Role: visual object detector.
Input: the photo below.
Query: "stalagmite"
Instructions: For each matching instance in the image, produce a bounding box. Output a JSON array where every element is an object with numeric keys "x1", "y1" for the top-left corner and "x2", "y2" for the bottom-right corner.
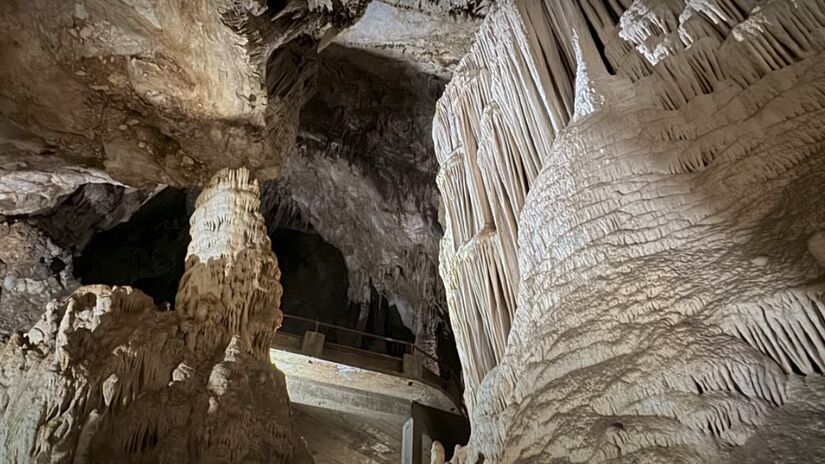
[
  {"x1": 0, "y1": 168, "x2": 304, "y2": 463},
  {"x1": 431, "y1": 441, "x2": 446, "y2": 464},
  {"x1": 176, "y1": 168, "x2": 284, "y2": 358},
  {"x1": 439, "y1": 0, "x2": 825, "y2": 461}
]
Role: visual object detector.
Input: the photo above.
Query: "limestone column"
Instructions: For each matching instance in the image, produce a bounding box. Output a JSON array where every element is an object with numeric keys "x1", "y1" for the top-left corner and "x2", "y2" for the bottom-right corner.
[
  {"x1": 176, "y1": 167, "x2": 284, "y2": 358},
  {"x1": 0, "y1": 167, "x2": 303, "y2": 463}
]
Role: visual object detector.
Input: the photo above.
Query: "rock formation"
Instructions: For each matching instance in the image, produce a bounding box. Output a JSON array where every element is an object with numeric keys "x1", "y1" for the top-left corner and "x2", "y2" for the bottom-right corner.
[
  {"x1": 5, "y1": 0, "x2": 825, "y2": 461},
  {"x1": 0, "y1": 183, "x2": 156, "y2": 338},
  {"x1": 0, "y1": 168, "x2": 304, "y2": 463},
  {"x1": 0, "y1": 0, "x2": 472, "y2": 386},
  {"x1": 0, "y1": 0, "x2": 370, "y2": 342},
  {"x1": 0, "y1": 222, "x2": 75, "y2": 338},
  {"x1": 0, "y1": 0, "x2": 368, "y2": 188},
  {"x1": 434, "y1": 0, "x2": 561, "y2": 409},
  {"x1": 176, "y1": 168, "x2": 284, "y2": 358},
  {"x1": 336, "y1": 0, "x2": 481, "y2": 78},
  {"x1": 437, "y1": 0, "x2": 825, "y2": 461}
]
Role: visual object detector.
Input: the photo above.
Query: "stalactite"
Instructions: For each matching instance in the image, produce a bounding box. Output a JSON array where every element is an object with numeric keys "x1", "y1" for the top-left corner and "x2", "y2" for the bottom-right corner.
[
  {"x1": 456, "y1": 228, "x2": 515, "y2": 360},
  {"x1": 433, "y1": 0, "x2": 591, "y2": 409},
  {"x1": 715, "y1": 289, "x2": 825, "y2": 376}
]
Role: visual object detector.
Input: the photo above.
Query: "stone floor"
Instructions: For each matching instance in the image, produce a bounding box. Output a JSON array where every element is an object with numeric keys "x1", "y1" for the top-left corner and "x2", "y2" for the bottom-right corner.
[{"x1": 293, "y1": 404, "x2": 406, "y2": 464}]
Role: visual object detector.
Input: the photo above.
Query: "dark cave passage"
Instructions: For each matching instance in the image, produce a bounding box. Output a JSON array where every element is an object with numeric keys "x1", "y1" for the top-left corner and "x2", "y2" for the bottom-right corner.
[
  {"x1": 271, "y1": 228, "x2": 350, "y2": 326},
  {"x1": 73, "y1": 187, "x2": 189, "y2": 307},
  {"x1": 270, "y1": 228, "x2": 417, "y2": 355}
]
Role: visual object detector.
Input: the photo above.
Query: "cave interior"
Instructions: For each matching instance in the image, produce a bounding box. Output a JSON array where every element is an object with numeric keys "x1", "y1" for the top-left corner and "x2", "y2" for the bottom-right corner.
[{"x1": 2, "y1": 0, "x2": 825, "y2": 463}]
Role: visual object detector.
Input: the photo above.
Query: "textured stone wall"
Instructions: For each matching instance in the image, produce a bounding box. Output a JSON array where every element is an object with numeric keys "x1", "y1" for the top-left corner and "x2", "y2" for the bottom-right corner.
[
  {"x1": 0, "y1": 0, "x2": 368, "y2": 190},
  {"x1": 269, "y1": 45, "x2": 450, "y2": 368},
  {"x1": 0, "y1": 184, "x2": 153, "y2": 338},
  {"x1": 0, "y1": 222, "x2": 74, "y2": 337}
]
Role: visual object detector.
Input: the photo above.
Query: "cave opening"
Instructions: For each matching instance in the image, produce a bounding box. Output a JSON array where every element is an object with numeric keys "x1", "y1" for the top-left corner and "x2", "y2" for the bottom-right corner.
[
  {"x1": 73, "y1": 187, "x2": 190, "y2": 307},
  {"x1": 266, "y1": 0, "x2": 287, "y2": 14},
  {"x1": 270, "y1": 227, "x2": 349, "y2": 326}
]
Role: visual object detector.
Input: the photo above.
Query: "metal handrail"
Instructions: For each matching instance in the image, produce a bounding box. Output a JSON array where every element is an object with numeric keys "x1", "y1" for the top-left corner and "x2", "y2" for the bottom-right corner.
[
  {"x1": 280, "y1": 313, "x2": 460, "y2": 380},
  {"x1": 283, "y1": 313, "x2": 415, "y2": 348}
]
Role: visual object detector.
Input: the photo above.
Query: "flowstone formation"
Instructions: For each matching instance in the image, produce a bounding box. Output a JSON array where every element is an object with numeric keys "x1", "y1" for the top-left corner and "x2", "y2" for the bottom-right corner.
[
  {"x1": 436, "y1": 0, "x2": 825, "y2": 462},
  {"x1": 0, "y1": 168, "x2": 304, "y2": 463}
]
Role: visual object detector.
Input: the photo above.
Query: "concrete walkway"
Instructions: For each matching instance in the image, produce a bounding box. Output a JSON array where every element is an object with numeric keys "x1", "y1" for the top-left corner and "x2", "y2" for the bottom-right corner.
[
  {"x1": 270, "y1": 331, "x2": 462, "y2": 417},
  {"x1": 270, "y1": 331, "x2": 465, "y2": 464}
]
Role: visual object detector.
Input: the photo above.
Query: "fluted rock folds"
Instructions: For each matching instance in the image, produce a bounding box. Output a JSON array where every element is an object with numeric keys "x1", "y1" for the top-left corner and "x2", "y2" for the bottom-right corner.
[{"x1": 437, "y1": 0, "x2": 825, "y2": 462}]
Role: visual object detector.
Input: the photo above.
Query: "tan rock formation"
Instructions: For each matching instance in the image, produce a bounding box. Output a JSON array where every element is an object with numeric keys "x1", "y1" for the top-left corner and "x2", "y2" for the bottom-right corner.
[
  {"x1": 438, "y1": 0, "x2": 825, "y2": 461},
  {"x1": 0, "y1": 0, "x2": 366, "y2": 188},
  {"x1": 177, "y1": 167, "x2": 284, "y2": 358},
  {"x1": 0, "y1": 168, "x2": 302, "y2": 463}
]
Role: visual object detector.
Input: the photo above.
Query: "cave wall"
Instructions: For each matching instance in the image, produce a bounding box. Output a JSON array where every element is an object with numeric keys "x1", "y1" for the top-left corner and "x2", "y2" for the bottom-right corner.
[
  {"x1": 437, "y1": 0, "x2": 825, "y2": 462},
  {"x1": 269, "y1": 44, "x2": 450, "y2": 364},
  {"x1": 0, "y1": 222, "x2": 73, "y2": 337},
  {"x1": 0, "y1": 183, "x2": 154, "y2": 337}
]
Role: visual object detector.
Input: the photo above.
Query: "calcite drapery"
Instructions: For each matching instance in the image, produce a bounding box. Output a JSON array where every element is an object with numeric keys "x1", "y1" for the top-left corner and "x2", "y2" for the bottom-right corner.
[
  {"x1": 433, "y1": 0, "x2": 579, "y2": 411},
  {"x1": 0, "y1": 168, "x2": 303, "y2": 463},
  {"x1": 439, "y1": 0, "x2": 825, "y2": 462}
]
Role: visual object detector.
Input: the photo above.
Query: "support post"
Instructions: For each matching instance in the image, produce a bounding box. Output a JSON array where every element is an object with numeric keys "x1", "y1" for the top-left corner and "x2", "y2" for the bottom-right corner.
[
  {"x1": 401, "y1": 417, "x2": 420, "y2": 464},
  {"x1": 403, "y1": 352, "x2": 424, "y2": 380},
  {"x1": 402, "y1": 402, "x2": 470, "y2": 464},
  {"x1": 301, "y1": 331, "x2": 325, "y2": 357}
]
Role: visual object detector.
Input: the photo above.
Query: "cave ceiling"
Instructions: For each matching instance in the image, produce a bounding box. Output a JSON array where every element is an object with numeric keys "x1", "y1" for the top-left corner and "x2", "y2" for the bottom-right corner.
[{"x1": 0, "y1": 0, "x2": 483, "y2": 339}]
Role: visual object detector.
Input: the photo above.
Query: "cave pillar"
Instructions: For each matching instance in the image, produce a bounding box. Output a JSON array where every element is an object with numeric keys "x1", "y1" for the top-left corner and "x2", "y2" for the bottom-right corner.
[
  {"x1": 176, "y1": 167, "x2": 284, "y2": 358},
  {"x1": 0, "y1": 167, "x2": 303, "y2": 463}
]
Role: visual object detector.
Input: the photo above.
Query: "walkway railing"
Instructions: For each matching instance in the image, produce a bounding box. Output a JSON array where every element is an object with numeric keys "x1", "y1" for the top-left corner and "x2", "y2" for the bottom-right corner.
[{"x1": 279, "y1": 313, "x2": 462, "y2": 386}]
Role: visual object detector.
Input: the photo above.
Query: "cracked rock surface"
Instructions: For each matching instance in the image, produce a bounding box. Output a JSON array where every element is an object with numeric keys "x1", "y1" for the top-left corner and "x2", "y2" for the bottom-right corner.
[{"x1": 0, "y1": 222, "x2": 74, "y2": 338}]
